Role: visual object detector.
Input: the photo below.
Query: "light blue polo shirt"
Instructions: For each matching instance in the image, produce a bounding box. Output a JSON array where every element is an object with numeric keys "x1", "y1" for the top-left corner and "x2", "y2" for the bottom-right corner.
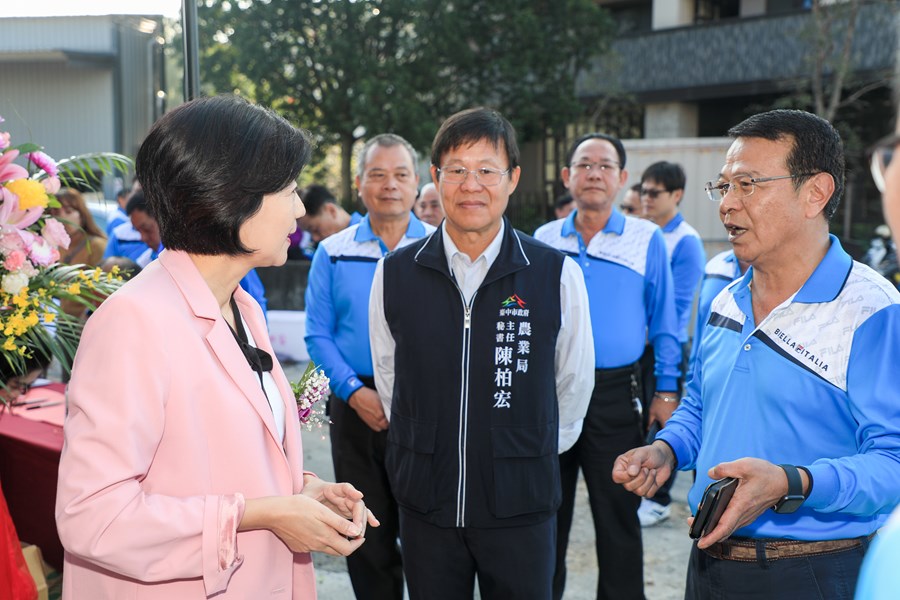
[
  {"x1": 304, "y1": 214, "x2": 433, "y2": 401},
  {"x1": 661, "y1": 235, "x2": 900, "y2": 540},
  {"x1": 535, "y1": 209, "x2": 681, "y2": 391},
  {"x1": 661, "y1": 212, "x2": 705, "y2": 344}
]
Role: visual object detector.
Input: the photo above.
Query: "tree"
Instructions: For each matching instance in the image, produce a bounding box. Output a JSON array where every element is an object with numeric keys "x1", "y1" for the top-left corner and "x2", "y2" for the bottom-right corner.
[
  {"x1": 197, "y1": 0, "x2": 613, "y2": 204},
  {"x1": 199, "y1": 0, "x2": 438, "y2": 204}
]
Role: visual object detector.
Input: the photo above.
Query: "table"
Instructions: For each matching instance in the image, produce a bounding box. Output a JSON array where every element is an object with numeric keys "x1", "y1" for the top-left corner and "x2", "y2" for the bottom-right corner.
[{"x1": 0, "y1": 383, "x2": 66, "y2": 570}]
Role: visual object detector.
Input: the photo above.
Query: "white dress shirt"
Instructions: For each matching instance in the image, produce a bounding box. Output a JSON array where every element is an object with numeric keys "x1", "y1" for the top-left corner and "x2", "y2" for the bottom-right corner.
[{"x1": 369, "y1": 221, "x2": 594, "y2": 453}]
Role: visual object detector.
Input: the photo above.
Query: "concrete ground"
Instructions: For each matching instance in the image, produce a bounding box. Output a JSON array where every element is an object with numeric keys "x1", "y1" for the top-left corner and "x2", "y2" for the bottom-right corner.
[{"x1": 287, "y1": 362, "x2": 694, "y2": 599}]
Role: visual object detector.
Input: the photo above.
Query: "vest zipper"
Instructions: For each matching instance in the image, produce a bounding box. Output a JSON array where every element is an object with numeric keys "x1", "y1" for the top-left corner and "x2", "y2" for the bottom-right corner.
[{"x1": 455, "y1": 287, "x2": 476, "y2": 527}]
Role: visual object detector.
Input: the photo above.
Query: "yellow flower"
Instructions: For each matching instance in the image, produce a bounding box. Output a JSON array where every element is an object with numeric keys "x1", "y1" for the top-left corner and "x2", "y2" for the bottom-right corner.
[
  {"x1": 67, "y1": 282, "x2": 81, "y2": 295},
  {"x1": 25, "y1": 313, "x2": 39, "y2": 327},
  {"x1": 5, "y1": 178, "x2": 49, "y2": 210},
  {"x1": 3, "y1": 338, "x2": 16, "y2": 352},
  {"x1": 44, "y1": 313, "x2": 56, "y2": 323}
]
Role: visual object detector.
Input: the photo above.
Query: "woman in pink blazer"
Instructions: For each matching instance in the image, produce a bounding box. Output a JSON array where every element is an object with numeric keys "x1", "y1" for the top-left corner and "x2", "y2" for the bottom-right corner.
[{"x1": 56, "y1": 95, "x2": 377, "y2": 599}]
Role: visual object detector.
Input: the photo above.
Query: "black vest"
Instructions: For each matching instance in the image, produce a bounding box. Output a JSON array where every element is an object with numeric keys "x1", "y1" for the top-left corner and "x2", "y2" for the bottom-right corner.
[{"x1": 383, "y1": 221, "x2": 564, "y2": 528}]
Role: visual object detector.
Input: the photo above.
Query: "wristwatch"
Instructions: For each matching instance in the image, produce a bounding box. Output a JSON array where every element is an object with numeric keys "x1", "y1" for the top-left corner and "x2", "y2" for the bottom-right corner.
[{"x1": 773, "y1": 464, "x2": 806, "y2": 514}]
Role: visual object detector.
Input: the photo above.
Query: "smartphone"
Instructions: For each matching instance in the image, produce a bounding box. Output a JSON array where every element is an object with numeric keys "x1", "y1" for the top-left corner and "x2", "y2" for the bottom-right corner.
[{"x1": 689, "y1": 477, "x2": 738, "y2": 539}]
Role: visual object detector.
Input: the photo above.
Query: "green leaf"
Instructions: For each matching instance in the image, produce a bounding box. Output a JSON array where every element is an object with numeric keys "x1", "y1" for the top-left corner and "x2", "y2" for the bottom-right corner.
[{"x1": 13, "y1": 142, "x2": 42, "y2": 154}]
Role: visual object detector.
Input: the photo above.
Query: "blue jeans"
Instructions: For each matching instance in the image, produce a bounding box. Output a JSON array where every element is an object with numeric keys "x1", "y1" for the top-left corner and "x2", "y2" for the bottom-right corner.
[{"x1": 685, "y1": 537, "x2": 871, "y2": 600}]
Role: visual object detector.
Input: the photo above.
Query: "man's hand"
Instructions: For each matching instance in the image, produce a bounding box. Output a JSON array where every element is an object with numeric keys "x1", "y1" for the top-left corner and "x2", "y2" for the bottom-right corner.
[
  {"x1": 348, "y1": 387, "x2": 388, "y2": 432},
  {"x1": 612, "y1": 441, "x2": 676, "y2": 498},
  {"x1": 689, "y1": 458, "x2": 805, "y2": 549},
  {"x1": 647, "y1": 392, "x2": 679, "y2": 427}
]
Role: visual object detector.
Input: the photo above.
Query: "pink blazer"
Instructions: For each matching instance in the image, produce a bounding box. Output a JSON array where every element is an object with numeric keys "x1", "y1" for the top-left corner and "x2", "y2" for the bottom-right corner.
[{"x1": 56, "y1": 250, "x2": 317, "y2": 599}]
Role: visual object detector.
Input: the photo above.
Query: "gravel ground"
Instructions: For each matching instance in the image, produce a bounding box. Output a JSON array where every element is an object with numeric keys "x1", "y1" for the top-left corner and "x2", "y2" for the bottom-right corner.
[{"x1": 286, "y1": 362, "x2": 693, "y2": 599}]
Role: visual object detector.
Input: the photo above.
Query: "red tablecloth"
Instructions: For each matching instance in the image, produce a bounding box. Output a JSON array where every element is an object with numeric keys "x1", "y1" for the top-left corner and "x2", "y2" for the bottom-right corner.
[{"x1": 0, "y1": 383, "x2": 66, "y2": 570}]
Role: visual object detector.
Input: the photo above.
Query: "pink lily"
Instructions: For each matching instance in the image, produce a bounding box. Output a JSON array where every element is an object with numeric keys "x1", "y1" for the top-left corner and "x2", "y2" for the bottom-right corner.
[
  {"x1": 0, "y1": 149, "x2": 28, "y2": 183},
  {"x1": 0, "y1": 187, "x2": 44, "y2": 232}
]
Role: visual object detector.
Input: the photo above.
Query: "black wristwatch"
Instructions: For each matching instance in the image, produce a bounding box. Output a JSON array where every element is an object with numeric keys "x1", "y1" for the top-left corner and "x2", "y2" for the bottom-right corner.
[{"x1": 773, "y1": 464, "x2": 806, "y2": 514}]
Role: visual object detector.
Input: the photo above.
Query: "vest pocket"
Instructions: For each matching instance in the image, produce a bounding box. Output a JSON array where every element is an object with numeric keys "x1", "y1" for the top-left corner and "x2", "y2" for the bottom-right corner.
[
  {"x1": 386, "y1": 412, "x2": 437, "y2": 514},
  {"x1": 490, "y1": 422, "x2": 560, "y2": 518}
]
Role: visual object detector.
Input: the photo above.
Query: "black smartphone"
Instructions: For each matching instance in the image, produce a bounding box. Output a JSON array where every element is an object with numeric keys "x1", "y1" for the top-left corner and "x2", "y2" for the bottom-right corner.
[{"x1": 689, "y1": 477, "x2": 738, "y2": 539}]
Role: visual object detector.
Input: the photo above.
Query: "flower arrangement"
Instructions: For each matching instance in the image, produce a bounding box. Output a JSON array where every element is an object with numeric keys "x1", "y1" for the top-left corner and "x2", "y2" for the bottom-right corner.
[
  {"x1": 0, "y1": 116, "x2": 126, "y2": 384},
  {"x1": 291, "y1": 361, "x2": 330, "y2": 431}
]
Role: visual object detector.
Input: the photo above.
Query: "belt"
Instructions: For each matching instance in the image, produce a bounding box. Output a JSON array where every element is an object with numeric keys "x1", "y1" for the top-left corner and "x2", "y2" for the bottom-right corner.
[
  {"x1": 703, "y1": 534, "x2": 874, "y2": 563},
  {"x1": 594, "y1": 362, "x2": 640, "y2": 381}
]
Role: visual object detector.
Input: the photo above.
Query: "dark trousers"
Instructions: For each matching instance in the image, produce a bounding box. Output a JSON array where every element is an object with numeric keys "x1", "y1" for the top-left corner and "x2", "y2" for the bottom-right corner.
[
  {"x1": 329, "y1": 385, "x2": 403, "y2": 600},
  {"x1": 400, "y1": 512, "x2": 556, "y2": 600},
  {"x1": 685, "y1": 538, "x2": 870, "y2": 600},
  {"x1": 554, "y1": 366, "x2": 646, "y2": 600}
]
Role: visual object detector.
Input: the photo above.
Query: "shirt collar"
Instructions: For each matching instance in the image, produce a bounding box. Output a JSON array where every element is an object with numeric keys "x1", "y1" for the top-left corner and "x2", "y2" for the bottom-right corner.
[
  {"x1": 441, "y1": 219, "x2": 505, "y2": 267},
  {"x1": 354, "y1": 213, "x2": 429, "y2": 244},
  {"x1": 561, "y1": 208, "x2": 626, "y2": 238},
  {"x1": 662, "y1": 212, "x2": 684, "y2": 233},
  {"x1": 734, "y1": 234, "x2": 851, "y2": 304}
]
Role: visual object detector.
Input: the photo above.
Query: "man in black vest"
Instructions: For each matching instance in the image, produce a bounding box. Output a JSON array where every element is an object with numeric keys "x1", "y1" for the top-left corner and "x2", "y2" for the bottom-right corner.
[{"x1": 369, "y1": 108, "x2": 595, "y2": 599}]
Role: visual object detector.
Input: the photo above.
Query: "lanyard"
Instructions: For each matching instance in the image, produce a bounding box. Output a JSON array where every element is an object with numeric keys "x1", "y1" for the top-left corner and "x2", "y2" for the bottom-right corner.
[{"x1": 227, "y1": 296, "x2": 273, "y2": 395}]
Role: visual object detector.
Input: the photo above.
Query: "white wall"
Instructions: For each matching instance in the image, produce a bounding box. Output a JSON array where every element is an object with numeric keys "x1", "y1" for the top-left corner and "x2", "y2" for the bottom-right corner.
[
  {"x1": 622, "y1": 137, "x2": 733, "y2": 242},
  {"x1": 0, "y1": 62, "x2": 115, "y2": 160},
  {"x1": 652, "y1": 0, "x2": 695, "y2": 29}
]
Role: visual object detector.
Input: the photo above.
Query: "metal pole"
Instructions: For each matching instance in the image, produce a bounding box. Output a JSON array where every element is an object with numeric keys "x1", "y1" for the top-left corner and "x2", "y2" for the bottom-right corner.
[{"x1": 182, "y1": 0, "x2": 200, "y2": 101}]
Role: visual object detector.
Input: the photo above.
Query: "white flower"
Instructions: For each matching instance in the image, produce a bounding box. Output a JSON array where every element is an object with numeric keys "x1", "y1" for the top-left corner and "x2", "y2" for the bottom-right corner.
[{"x1": 1, "y1": 271, "x2": 29, "y2": 295}]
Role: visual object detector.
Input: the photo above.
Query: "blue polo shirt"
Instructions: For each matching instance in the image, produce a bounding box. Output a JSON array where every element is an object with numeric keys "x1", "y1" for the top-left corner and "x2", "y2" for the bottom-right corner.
[
  {"x1": 661, "y1": 213, "x2": 705, "y2": 344},
  {"x1": 687, "y1": 249, "x2": 743, "y2": 380},
  {"x1": 535, "y1": 209, "x2": 681, "y2": 391},
  {"x1": 855, "y1": 508, "x2": 900, "y2": 598},
  {"x1": 660, "y1": 236, "x2": 900, "y2": 540},
  {"x1": 103, "y1": 221, "x2": 150, "y2": 263},
  {"x1": 304, "y1": 214, "x2": 433, "y2": 401}
]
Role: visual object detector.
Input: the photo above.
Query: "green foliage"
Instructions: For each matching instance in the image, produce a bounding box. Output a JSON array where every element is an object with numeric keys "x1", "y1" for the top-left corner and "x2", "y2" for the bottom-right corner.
[
  {"x1": 197, "y1": 0, "x2": 613, "y2": 198},
  {"x1": 54, "y1": 153, "x2": 134, "y2": 190}
]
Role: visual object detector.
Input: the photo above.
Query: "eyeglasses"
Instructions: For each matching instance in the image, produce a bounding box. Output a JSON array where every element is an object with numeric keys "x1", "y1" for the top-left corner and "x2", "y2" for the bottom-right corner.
[
  {"x1": 569, "y1": 162, "x2": 620, "y2": 176},
  {"x1": 869, "y1": 134, "x2": 899, "y2": 194},
  {"x1": 640, "y1": 187, "x2": 668, "y2": 199},
  {"x1": 437, "y1": 166, "x2": 510, "y2": 186},
  {"x1": 704, "y1": 173, "x2": 818, "y2": 202}
]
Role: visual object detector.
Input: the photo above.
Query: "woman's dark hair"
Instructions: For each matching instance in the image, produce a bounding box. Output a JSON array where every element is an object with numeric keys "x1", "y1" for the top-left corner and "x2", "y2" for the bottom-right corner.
[
  {"x1": 431, "y1": 107, "x2": 519, "y2": 170},
  {"x1": 135, "y1": 95, "x2": 313, "y2": 255}
]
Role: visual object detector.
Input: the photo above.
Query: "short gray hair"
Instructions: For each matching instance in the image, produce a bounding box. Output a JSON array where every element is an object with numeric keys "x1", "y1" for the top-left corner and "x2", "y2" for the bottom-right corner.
[{"x1": 356, "y1": 133, "x2": 418, "y2": 178}]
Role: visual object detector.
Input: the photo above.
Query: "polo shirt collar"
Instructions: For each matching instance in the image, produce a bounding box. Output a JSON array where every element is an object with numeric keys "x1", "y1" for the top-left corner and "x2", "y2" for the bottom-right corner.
[
  {"x1": 734, "y1": 234, "x2": 851, "y2": 304},
  {"x1": 355, "y1": 213, "x2": 429, "y2": 243},
  {"x1": 561, "y1": 208, "x2": 625, "y2": 237},
  {"x1": 662, "y1": 212, "x2": 684, "y2": 233}
]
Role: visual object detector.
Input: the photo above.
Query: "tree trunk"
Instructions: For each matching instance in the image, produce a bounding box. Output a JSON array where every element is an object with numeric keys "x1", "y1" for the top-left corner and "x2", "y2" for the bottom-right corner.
[{"x1": 340, "y1": 133, "x2": 355, "y2": 210}]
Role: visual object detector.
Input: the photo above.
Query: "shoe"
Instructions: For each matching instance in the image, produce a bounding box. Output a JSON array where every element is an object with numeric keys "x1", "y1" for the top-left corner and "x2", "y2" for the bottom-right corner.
[{"x1": 638, "y1": 498, "x2": 671, "y2": 527}]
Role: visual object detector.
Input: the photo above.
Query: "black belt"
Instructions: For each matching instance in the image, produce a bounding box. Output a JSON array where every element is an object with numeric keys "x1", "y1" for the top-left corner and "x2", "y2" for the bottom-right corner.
[{"x1": 594, "y1": 362, "x2": 640, "y2": 382}]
